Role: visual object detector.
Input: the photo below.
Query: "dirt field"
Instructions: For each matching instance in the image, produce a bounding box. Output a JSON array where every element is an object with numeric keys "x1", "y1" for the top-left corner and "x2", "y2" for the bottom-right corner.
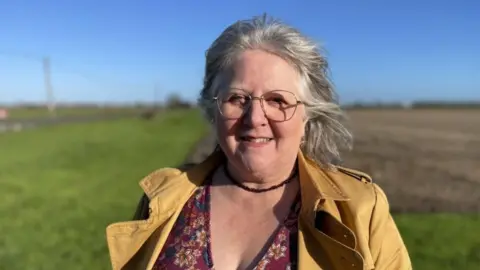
[
  {"x1": 341, "y1": 109, "x2": 479, "y2": 213},
  {"x1": 185, "y1": 109, "x2": 480, "y2": 213}
]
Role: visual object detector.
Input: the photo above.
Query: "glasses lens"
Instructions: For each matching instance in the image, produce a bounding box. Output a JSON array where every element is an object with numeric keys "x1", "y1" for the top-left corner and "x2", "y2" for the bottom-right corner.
[
  {"x1": 262, "y1": 90, "x2": 298, "y2": 121},
  {"x1": 216, "y1": 89, "x2": 299, "y2": 121},
  {"x1": 217, "y1": 89, "x2": 250, "y2": 119}
]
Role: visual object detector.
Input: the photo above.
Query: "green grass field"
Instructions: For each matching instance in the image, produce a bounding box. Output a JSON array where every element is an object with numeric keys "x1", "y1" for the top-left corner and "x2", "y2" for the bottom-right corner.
[
  {"x1": 5, "y1": 106, "x2": 143, "y2": 119},
  {"x1": 396, "y1": 214, "x2": 480, "y2": 269},
  {"x1": 0, "y1": 109, "x2": 208, "y2": 270},
  {"x1": 0, "y1": 109, "x2": 478, "y2": 269}
]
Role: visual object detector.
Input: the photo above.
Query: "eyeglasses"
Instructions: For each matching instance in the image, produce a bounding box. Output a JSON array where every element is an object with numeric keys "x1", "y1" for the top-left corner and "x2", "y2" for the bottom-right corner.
[{"x1": 213, "y1": 88, "x2": 304, "y2": 122}]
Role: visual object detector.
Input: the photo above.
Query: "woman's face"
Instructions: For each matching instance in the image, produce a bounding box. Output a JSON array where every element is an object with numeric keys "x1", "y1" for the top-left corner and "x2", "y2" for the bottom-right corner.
[{"x1": 214, "y1": 49, "x2": 306, "y2": 176}]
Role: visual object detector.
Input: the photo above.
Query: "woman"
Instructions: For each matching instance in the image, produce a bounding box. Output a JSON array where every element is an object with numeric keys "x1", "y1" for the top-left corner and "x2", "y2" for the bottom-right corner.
[{"x1": 106, "y1": 15, "x2": 411, "y2": 270}]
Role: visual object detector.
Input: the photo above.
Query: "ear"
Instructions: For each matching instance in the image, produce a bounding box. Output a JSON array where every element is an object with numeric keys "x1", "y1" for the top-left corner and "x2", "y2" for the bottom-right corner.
[
  {"x1": 302, "y1": 115, "x2": 309, "y2": 131},
  {"x1": 301, "y1": 105, "x2": 309, "y2": 124},
  {"x1": 211, "y1": 109, "x2": 220, "y2": 125},
  {"x1": 303, "y1": 117, "x2": 308, "y2": 126}
]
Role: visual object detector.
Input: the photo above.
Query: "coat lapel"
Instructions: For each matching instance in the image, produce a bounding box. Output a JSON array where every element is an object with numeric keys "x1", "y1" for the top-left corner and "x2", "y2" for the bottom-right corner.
[
  {"x1": 297, "y1": 151, "x2": 367, "y2": 270},
  {"x1": 105, "y1": 195, "x2": 176, "y2": 270}
]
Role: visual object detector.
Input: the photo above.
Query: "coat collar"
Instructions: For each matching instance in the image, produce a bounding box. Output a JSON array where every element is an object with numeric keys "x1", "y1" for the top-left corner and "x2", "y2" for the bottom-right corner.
[
  {"x1": 296, "y1": 149, "x2": 350, "y2": 202},
  {"x1": 140, "y1": 149, "x2": 350, "y2": 204}
]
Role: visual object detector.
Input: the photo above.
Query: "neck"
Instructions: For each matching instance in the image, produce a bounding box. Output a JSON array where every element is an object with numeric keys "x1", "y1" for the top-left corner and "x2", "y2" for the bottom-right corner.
[
  {"x1": 210, "y1": 163, "x2": 300, "y2": 221},
  {"x1": 224, "y1": 161, "x2": 298, "y2": 191},
  {"x1": 211, "y1": 163, "x2": 300, "y2": 209}
]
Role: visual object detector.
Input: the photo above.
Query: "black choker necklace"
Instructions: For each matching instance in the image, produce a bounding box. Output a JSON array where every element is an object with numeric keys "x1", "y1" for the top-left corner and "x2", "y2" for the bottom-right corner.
[{"x1": 223, "y1": 165, "x2": 298, "y2": 193}]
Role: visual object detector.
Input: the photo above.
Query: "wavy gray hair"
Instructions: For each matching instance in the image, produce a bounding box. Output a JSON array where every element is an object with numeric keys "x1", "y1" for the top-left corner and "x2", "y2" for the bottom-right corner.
[{"x1": 198, "y1": 14, "x2": 353, "y2": 167}]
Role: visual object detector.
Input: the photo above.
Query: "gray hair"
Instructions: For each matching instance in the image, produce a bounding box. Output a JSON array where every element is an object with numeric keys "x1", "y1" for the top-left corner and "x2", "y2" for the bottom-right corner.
[{"x1": 198, "y1": 14, "x2": 353, "y2": 167}]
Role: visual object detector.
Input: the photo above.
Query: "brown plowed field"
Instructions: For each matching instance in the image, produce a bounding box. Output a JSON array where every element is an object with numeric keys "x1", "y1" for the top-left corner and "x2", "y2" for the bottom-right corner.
[
  {"x1": 185, "y1": 109, "x2": 480, "y2": 213},
  {"x1": 342, "y1": 109, "x2": 480, "y2": 213}
]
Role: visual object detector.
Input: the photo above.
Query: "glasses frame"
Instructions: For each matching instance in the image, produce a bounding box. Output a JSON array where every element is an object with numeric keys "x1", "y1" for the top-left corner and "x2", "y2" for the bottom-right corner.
[{"x1": 212, "y1": 89, "x2": 304, "y2": 122}]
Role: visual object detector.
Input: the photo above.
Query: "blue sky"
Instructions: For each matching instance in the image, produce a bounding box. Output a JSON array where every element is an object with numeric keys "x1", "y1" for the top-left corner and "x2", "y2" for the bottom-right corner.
[{"x1": 1, "y1": 0, "x2": 479, "y2": 104}]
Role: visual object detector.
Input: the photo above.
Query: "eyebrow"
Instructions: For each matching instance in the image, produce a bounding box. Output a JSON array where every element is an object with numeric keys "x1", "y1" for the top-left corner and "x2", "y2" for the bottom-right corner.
[{"x1": 228, "y1": 87, "x2": 295, "y2": 93}]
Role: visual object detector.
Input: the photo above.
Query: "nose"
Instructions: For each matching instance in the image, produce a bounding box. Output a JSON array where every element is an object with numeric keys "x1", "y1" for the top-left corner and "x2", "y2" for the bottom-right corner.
[{"x1": 242, "y1": 98, "x2": 267, "y2": 127}]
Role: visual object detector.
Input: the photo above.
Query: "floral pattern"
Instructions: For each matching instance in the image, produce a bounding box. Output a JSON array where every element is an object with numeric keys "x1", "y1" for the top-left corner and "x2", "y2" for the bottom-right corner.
[{"x1": 153, "y1": 182, "x2": 301, "y2": 270}]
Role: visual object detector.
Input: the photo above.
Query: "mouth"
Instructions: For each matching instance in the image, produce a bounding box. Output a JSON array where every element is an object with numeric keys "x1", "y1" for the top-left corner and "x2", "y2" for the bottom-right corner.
[{"x1": 239, "y1": 136, "x2": 274, "y2": 143}]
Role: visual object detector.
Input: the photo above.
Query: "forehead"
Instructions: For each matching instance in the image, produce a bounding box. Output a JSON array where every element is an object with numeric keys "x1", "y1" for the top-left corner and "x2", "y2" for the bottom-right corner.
[{"x1": 227, "y1": 49, "x2": 301, "y2": 95}]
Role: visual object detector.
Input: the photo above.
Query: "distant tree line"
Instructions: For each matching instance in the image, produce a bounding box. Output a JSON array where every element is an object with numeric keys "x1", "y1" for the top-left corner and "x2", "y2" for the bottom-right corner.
[
  {"x1": 343, "y1": 101, "x2": 480, "y2": 110},
  {"x1": 409, "y1": 101, "x2": 480, "y2": 109},
  {"x1": 342, "y1": 102, "x2": 407, "y2": 110},
  {"x1": 164, "y1": 93, "x2": 193, "y2": 109},
  {"x1": 3, "y1": 96, "x2": 478, "y2": 111}
]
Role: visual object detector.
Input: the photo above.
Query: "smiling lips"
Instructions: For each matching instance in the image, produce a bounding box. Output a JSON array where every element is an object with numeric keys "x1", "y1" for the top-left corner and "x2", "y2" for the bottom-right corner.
[{"x1": 239, "y1": 136, "x2": 274, "y2": 146}]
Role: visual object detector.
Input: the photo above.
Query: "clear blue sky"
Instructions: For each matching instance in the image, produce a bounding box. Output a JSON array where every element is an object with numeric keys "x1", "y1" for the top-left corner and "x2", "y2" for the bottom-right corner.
[{"x1": 1, "y1": 0, "x2": 479, "y2": 104}]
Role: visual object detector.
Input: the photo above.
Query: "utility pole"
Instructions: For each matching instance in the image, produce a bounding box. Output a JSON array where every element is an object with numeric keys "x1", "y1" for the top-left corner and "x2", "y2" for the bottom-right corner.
[
  {"x1": 154, "y1": 83, "x2": 160, "y2": 111},
  {"x1": 43, "y1": 56, "x2": 56, "y2": 117}
]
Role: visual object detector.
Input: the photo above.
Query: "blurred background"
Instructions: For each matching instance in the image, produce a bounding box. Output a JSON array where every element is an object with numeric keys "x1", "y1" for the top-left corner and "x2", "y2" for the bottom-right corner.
[{"x1": 1, "y1": 0, "x2": 479, "y2": 269}]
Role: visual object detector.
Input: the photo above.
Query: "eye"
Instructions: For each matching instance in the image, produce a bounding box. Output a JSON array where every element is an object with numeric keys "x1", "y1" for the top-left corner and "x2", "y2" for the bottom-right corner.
[
  {"x1": 271, "y1": 97, "x2": 287, "y2": 104},
  {"x1": 226, "y1": 93, "x2": 249, "y2": 105},
  {"x1": 265, "y1": 96, "x2": 288, "y2": 107}
]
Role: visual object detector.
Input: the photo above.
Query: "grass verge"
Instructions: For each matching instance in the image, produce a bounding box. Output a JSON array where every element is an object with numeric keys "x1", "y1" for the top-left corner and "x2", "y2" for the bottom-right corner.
[
  {"x1": 5, "y1": 107, "x2": 142, "y2": 119},
  {"x1": 0, "y1": 109, "x2": 208, "y2": 270},
  {"x1": 395, "y1": 214, "x2": 480, "y2": 270}
]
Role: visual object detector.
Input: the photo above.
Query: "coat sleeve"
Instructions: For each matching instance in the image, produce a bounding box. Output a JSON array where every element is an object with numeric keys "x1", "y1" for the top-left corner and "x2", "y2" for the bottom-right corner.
[{"x1": 369, "y1": 183, "x2": 412, "y2": 270}]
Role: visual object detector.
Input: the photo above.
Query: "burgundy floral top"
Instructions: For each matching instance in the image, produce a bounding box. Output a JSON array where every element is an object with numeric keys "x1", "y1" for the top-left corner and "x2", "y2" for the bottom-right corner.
[{"x1": 153, "y1": 180, "x2": 301, "y2": 270}]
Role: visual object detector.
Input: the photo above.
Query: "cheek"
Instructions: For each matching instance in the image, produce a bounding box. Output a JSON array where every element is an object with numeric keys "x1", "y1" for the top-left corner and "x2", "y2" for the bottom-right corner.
[
  {"x1": 215, "y1": 117, "x2": 237, "y2": 140},
  {"x1": 272, "y1": 119, "x2": 304, "y2": 140}
]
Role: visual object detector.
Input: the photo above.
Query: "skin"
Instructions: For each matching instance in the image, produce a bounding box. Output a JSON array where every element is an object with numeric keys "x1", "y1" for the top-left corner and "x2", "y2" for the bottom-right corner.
[{"x1": 210, "y1": 49, "x2": 307, "y2": 270}]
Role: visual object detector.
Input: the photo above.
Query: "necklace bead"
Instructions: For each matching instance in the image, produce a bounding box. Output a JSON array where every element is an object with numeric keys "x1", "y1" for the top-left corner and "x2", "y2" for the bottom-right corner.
[{"x1": 223, "y1": 164, "x2": 298, "y2": 193}]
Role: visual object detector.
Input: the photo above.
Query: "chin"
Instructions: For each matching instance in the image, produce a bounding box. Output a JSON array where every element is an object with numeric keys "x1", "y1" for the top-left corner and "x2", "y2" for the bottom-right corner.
[{"x1": 234, "y1": 151, "x2": 273, "y2": 173}]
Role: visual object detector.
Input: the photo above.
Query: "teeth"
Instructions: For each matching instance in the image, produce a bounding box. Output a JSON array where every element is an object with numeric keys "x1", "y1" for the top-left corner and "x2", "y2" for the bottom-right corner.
[{"x1": 244, "y1": 137, "x2": 271, "y2": 143}]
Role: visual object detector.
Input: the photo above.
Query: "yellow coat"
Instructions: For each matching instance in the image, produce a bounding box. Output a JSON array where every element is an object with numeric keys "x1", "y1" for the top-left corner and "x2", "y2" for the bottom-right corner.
[{"x1": 106, "y1": 150, "x2": 412, "y2": 270}]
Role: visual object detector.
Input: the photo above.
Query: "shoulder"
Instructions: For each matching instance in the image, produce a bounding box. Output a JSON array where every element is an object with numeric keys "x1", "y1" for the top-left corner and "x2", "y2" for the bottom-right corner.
[
  {"x1": 324, "y1": 165, "x2": 389, "y2": 212},
  {"x1": 327, "y1": 164, "x2": 377, "y2": 198},
  {"x1": 326, "y1": 164, "x2": 395, "y2": 228},
  {"x1": 334, "y1": 165, "x2": 373, "y2": 185}
]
